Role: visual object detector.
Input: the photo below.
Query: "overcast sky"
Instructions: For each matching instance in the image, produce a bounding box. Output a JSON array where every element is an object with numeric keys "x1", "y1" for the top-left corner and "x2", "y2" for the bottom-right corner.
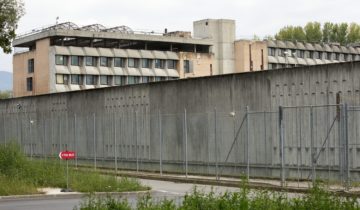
[{"x1": 1, "y1": 0, "x2": 360, "y2": 72}]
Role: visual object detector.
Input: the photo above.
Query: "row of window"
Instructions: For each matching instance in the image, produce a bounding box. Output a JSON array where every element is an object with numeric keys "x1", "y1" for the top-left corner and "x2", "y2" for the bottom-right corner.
[
  {"x1": 268, "y1": 63, "x2": 306, "y2": 70},
  {"x1": 55, "y1": 55, "x2": 178, "y2": 70},
  {"x1": 56, "y1": 74, "x2": 178, "y2": 86},
  {"x1": 268, "y1": 48, "x2": 360, "y2": 61}
]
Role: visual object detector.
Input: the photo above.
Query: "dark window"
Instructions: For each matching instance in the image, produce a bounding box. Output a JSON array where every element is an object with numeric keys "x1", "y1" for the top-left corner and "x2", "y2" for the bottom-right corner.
[
  {"x1": 128, "y1": 58, "x2": 139, "y2": 68},
  {"x1": 184, "y1": 60, "x2": 191, "y2": 73},
  {"x1": 55, "y1": 55, "x2": 68, "y2": 65},
  {"x1": 335, "y1": 53, "x2": 340, "y2": 60},
  {"x1": 268, "y1": 48, "x2": 275, "y2": 56},
  {"x1": 26, "y1": 77, "x2": 33, "y2": 91},
  {"x1": 100, "y1": 57, "x2": 111, "y2": 67},
  {"x1": 28, "y1": 59, "x2": 34, "y2": 73},
  {"x1": 85, "y1": 56, "x2": 96, "y2": 66},
  {"x1": 114, "y1": 58, "x2": 126, "y2": 67},
  {"x1": 155, "y1": 77, "x2": 161, "y2": 82},
  {"x1": 278, "y1": 48, "x2": 285, "y2": 56},
  {"x1": 167, "y1": 60, "x2": 177, "y2": 69},
  {"x1": 327, "y1": 52, "x2": 332, "y2": 60},
  {"x1": 155, "y1": 59, "x2": 166, "y2": 69},
  {"x1": 100, "y1": 75, "x2": 110, "y2": 85},
  {"x1": 296, "y1": 50, "x2": 304, "y2": 58},
  {"x1": 114, "y1": 76, "x2": 126, "y2": 85},
  {"x1": 86, "y1": 75, "x2": 97, "y2": 85},
  {"x1": 71, "y1": 56, "x2": 80, "y2": 66},
  {"x1": 142, "y1": 59, "x2": 151, "y2": 68},
  {"x1": 309, "y1": 51, "x2": 314, "y2": 58},
  {"x1": 268, "y1": 63, "x2": 275, "y2": 70},
  {"x1": 142, "y1": 77, "x2": 149, "y2": 83},
  {"x1": 71, "y1": 75, "x2": 80, "y2": 84}
]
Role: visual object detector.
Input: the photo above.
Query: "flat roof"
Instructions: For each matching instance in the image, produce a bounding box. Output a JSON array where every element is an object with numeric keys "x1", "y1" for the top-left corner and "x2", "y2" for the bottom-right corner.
[{"x1": 13, "y1": 29, "x2": 213, "y2": 47}]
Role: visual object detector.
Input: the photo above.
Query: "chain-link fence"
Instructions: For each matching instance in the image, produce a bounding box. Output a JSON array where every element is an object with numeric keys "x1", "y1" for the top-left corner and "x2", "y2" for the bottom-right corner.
[{"x1": 0, "y1": 104, "x2": 359, "y2": 189}]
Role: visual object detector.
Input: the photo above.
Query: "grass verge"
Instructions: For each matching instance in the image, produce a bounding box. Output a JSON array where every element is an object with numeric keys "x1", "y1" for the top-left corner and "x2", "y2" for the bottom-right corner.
[
  {"x1": 0, "y1": 143, "x2": 148, "y2": 195},
  {"x1": 76, "y1": 181, "x2": 360, "y2": 210}
]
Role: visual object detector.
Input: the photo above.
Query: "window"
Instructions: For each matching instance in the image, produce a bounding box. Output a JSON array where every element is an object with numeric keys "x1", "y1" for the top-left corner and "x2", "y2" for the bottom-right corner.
[
  {"x1": 71, "y1": 75, "x2": 81, "y2": 84},
  {"x1": 268, "y1": 63, "x2": 275, "y2": 70},
  {"x1": 128, "y1": 76, "x2": 140, "y2": 84},
  {"x1": 278, "y1": 48, "x2": 285, "y2": 56},
  {"x1": 85, "y1": 56, "x2": 96, "y2": 66},
  {"x1": 128, "y1": 58, "x2": 139, "y2": 68},
  {"x1": 268, "y1": 48, "x2": 275, "y2": 56},
  {"x1": 296, "y1": 50, "x2": 304, "y2": 58},
  {"x1": 335, "y1": 53, "x2": 340, "y2": 60},
  {"x1": 71, "y1": 56, "x2": 80, "y2": 66},
  {"x1": 114, "y1": 58, "x2": 126, "y2": 67},
  {"x1": 56, "y1": 74, "x2": 69, "y2": 84},
  {"x1": 86, "y1": 75, "x2": 97, "y2": 85},
  {"x1": 100, "y1": 57, "x2": 111, "y2": 67},
  {"x1": 114, "y1": 76, "x2": 126, "y2": 85},
  {"x1": 142, "y1": 59, "x2": 151, "y2": 68},
  {"x1": 353, "y1": 54, "x2": 358, "y2": 61},
  {"x1": 26, "y1": 77, "x2": 33, "y2": 91},
  {"x1": 55, "y1": 55, "x2": 68, "y2": 65},
  {"x1": 184, "y1": 60, "x2": 191, "y2": 73},
  {"x1": 167, "y1": 60, "x2": 177, "y2": 69},
  {"x1": 346, "y1": 54, "x2": 352, "y2": 61},
  {"x1": 314, "y1": 51, "x2": 320, "y2": 59},
  {"x1": 155, "y1": 59, "x2": 166, "y2": 69},
  {"x1": 327, "y1": 52, "x2": 332, "y2": 60},
  {"x1": 142, "y1": 77, "x2": 149, "y2": 83},
  {"x1": 100, "y1": 75, "x2": 110, "y2": 85},
  {"x1": 27, "y1": 59, "x2": 34, "y2": 73},
  {"x1": 155, "y1": 77, "x2": 161, "y2": 82},
  {"x1": 308, "y1": 51, "x2": 314, "y2": 58}
]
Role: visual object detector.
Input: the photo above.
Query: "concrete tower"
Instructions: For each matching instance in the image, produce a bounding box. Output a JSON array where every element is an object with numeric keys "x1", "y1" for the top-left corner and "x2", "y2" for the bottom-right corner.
[{"x1": 193, "y1": 19, "x2": 236, "y2": 75}]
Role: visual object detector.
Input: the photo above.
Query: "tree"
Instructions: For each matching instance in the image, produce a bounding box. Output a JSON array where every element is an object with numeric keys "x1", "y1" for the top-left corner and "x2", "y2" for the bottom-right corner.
[
  {"x1": 0, "y1": 0, "x2": 24, "y2": 54},
  {"x1": 322, "y1": 22, "x2": 333, "y2": 43},
  {"x1": 275, "y1": 26, "x2": 306, "y2": 42},
  {"x1": 337, "y1": 23, "x2": 348, "y2": 45},
  {"x1": 347, "y1": 23, "x2": 360, "y2": 44},
  {"x1": 304, "y1": 22, "x2": 322, "y2": 43},
  {"x1": 0, "y1": 90, "x2": 12, "y2": 99}
]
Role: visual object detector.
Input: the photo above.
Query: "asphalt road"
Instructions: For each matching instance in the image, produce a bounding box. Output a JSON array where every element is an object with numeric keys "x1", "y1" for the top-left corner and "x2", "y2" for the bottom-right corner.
[{"x1": 0, "y1": 179, "x2": 240, "y2": 210}]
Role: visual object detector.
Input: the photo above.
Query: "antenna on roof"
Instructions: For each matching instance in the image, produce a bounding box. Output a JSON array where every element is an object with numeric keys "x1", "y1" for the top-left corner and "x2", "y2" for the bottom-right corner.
[{"x1": 56, "y1": 16, "x2": 59, "y2": 25}]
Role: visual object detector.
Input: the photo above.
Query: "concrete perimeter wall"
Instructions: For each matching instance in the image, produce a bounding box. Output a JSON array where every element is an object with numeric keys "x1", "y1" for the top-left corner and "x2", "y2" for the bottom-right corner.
[{"x1": 2, "y1": 62, "x2": 360, "y2": 182}]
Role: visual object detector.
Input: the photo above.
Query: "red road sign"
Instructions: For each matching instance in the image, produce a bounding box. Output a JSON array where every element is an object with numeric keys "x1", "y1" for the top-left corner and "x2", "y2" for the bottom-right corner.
[{"x1": 59, "y1": 151, "x2": 76, "y2": 160}]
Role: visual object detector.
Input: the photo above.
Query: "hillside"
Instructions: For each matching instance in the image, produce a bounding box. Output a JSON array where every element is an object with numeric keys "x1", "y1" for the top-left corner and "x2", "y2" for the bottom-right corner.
[{"x1": 0, "y1": 71, "x2": 12, "y2": 91}]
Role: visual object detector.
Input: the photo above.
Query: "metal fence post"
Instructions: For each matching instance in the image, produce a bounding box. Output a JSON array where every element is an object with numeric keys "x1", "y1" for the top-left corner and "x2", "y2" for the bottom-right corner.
[
  {"x1": 135, "y1": 110, "x2": 139, "y2": 173},
  {"x1": 114, "y1": 113, "x2": 118, "y2": 174},
  {"x1": 246, "y1": 106, "x2": 250, "y2": 180},
  {"x1": 214, "y1": 108, "x2": 218, "y2": 180},
  {"x1": 93, "y1": 113, "x2": 97, "y2": 170},
  {"x1": 310, "y1": 106, "x2": 315, "y2": 185},
  {"x1": 74, "y1": 114, "x2": 77, "y2": 168},
  {"x1": 159, "y1": 110, "x2": 163, "y2": 176},
  {"x1": 344, "y1": 104, "x2": 350, "y2": 189},
  {"x1": 279, "y1": 106, "x2": 285, "y2": 187},
  {"x1": 184, "y1": 108, "x2": 188, "y2": 178}
]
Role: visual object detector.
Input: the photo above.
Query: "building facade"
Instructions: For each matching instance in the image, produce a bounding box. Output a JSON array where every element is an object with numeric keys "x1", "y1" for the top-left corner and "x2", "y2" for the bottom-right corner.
[
  {"x1": 13, "y1": 20, "x2": 236, "y2": 97},
  {"x1": 235, "y1": 39, "x2": 360, "y2": 72},
  {"x1": 13, "y1": 18, "x2": 360, "y2": 97}
]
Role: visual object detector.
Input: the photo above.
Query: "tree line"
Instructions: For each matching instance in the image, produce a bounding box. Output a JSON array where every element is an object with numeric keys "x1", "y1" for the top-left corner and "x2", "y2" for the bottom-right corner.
[{"x1": 273, "y1": 22, "x2": 360, "y2": 45}]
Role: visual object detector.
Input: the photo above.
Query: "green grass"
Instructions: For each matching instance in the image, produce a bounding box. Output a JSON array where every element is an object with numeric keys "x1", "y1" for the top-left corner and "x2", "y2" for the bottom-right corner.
[
  {"x1": 76, "y1": 183, "x2": 360, "y2": 210},
  {"x1": 0, "y1": 143, "x2": 148, "y2": 195}
]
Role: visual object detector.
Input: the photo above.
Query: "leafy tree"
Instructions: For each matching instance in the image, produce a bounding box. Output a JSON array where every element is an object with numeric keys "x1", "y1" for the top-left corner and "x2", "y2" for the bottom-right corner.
[
  {"x1": 292, "y1": 26, "x2": 306, "y2": 42},
  {"x1": 304, "y1": 22, "x2": 322, "y2": 42},
  {"x1": 347, "y1": 23, "x2": 360, "y2": 44},
  {"x1": 275, "y1": 26, "x2": 306, "y2": 42},
  {"x1": 0, "y1": 0, "x2": 24, "y2": 53},
  {"x1": 322, "y1": 22, "x2": 333, "y2": 43},
  {"x1": 0, "y1": 90, "x2": 12, "y2": 99},
  {"x1": 337, "y1": 23, "x2": 348, "y2": 45}
]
